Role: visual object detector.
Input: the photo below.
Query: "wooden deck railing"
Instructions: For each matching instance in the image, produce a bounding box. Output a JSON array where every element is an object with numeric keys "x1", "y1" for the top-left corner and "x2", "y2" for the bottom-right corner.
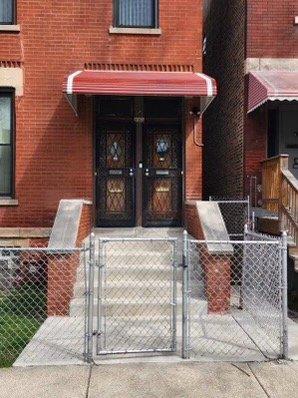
[
  {"x1": 262, "y1": 154, "x2": 298, "y2": 246},
  {"x1": 261, "y1": 155, "x2": 289, "y2": 213},
  {"x1": 280, "y1": 169, "x2": 298, "y2": 246}
]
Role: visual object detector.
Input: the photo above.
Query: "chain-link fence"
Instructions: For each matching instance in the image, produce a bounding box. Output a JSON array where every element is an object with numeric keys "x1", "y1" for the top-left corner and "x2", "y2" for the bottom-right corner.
[
  {"x1": 0, "y1": 246, "x2": 89, "y2": 367},
  {"x1": 209, "y1": 197, "x2": 250, "y2": 238},
  {"x1": 182, "y1": 232, "x2": 288, "y2": 361},
  {"x1": 95, "y1": 238, "x2": 178, "y2": 357},
  {"x1": 0, "y1": 229, "x2": 288, "y2": 367}
]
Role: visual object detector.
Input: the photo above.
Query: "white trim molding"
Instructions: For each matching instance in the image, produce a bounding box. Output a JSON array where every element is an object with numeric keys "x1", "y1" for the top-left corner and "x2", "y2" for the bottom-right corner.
[
  {"x1": 0, "y1": 67, "x2": 23, "y2": 96},
  {"x1": 0, "y1": 25, "x2": 20, "y2": 32},
  {"x1": 246, "y1": 58, "x2": 298, "y2": 73},
  {"x1": 109, "y1": 27, "x2": 162, "y2": 35},
  {"x1": 0, "y1": 198, "x2": 18, "y2": 206}
]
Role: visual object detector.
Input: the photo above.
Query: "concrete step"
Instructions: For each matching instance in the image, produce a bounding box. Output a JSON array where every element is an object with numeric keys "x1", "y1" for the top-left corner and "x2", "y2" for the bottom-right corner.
[
  {"x1": 77, "y1": 266, "x2": 177, "y2": 282},
  {"x1": 69, "y1": 296, "x2": 196, "y2": 318},
  {"x1": 70, "y1": 299, "x2": 176, "y2": 317},
  {"x1": 73, "y1": 280, "x2": 174, "y2": 298}
]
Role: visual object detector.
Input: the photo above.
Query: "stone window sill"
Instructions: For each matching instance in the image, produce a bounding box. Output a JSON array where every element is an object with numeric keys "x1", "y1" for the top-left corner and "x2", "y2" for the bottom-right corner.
[
  {"x1": 109, "y1": 27, "x2": 161, "y2": 35},
  {"x1": 0, "y1": 198, "x2": 19, "y2": 206},
  {"x1": 0, "y1": 25, "x2": 20, "y2": 32}
]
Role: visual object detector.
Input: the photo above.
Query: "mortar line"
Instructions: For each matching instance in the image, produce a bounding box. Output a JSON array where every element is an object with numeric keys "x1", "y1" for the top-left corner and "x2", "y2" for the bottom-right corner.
[
  {"x1": 85, "y1": 364, "x2": 93, "y2": 398},
  {"x1": 247, "y1": 363, "x2": 271, "y2": 398}
]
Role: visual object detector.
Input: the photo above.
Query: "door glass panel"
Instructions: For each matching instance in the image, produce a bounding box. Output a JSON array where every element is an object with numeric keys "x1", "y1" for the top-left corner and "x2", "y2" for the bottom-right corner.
[
  {"x1": 106, "y1": 132, "x2": 126, "y2": 168},
  {"x1": 106, "y1": 179, "x2": 126, "y2": 213}
]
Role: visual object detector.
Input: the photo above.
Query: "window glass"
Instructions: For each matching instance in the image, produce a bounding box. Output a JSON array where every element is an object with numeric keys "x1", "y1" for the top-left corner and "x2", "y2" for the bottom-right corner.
[
  {"x1": 0, "y1": 93, "x2": 12, "y2": 196},
  {"x1": 0, "y1": 0, "x2": 14, "y2": 24},
  {"x1": 116, "y1": 0, "x2": 156, "y2": 28},
  {"x1": 0, "y1": 146, "x2": 12, "y2": 195},
  {"x1": 0, "y1": 97, "x2": 11, "y2": 144}
]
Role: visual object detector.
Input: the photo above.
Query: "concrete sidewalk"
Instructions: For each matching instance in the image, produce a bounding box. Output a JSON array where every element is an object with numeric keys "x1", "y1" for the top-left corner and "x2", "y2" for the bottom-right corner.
[{"x1": 0, "y1": 360, "x2": 297, "y2": 398}]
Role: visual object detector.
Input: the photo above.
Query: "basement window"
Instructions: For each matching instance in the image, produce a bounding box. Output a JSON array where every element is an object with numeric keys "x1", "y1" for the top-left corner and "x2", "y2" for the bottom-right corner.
[
  {"x1": 0, "y1": 0, "x2": 16, "y2": 24},
  {"x1": 114, "y1": 0, "x2": 158, "y2": 28},
  {"x1": 0, "y1": 89, "x2": 14, "y2": 197}
]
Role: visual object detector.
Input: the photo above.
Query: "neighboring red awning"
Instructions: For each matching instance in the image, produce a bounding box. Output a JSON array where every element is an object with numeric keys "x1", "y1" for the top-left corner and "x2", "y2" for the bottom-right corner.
[
  {"x1": 63, "y1": 70, "x2": 217, "y2": 97},
  {"x1": 247, "y1": 71, "x2": 298, "y2": 113}
]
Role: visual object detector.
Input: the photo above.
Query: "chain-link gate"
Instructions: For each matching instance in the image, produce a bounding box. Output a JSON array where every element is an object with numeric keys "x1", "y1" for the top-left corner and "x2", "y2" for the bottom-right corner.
[
  {"x1": 93, "y1": 237, "x2": 178, "y2": 357},
  {"x1": 182, "y1": 230, "x2": 288, "y2": 361}
]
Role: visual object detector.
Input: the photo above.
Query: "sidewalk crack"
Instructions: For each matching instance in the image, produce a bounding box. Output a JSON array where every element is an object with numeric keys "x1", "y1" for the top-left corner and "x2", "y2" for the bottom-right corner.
[
  {"x1": 85, "y1": 364, "x2": 93, "y2": 398},
  {"x1": 247, "y1": 363, "x2": 271, "y2": 398}
]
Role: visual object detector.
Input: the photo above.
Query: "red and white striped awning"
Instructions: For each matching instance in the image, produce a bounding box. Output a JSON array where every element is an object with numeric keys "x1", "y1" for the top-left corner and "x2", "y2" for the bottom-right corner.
[
  {"x1": 63, "y1": 70, "x2": 217, "y2": 98},
  {"x1": 248, "y1": 71, "x2": 298, "y2": 113}
]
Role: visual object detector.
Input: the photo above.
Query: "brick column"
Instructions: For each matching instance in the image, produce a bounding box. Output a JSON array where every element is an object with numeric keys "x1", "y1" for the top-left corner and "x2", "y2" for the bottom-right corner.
[
  {"x1": 204, "y1": 251, "x2": 231, "y2": 314},
  {"x1": 185, "y1": 201, "x2": 232, "y2": 314},
  {"x1": 47, "y1": 253, "x2": 78, "y2": 316}
]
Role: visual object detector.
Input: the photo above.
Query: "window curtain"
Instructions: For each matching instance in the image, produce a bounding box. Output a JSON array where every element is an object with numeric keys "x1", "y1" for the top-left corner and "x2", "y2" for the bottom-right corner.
[
  {"x1": 0, "y1": 0, "x2": 13, "y2": 24},
  {"x1": 117, "y1": 0, "x2": 155, "y2": 27},
  {"x1": 0, "y1": 97, "x2": 12, "y2": 195}
]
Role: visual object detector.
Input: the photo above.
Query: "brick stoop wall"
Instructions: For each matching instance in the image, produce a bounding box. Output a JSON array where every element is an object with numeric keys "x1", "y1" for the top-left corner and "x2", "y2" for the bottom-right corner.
[
  {"x1": 47, "y1": 200, "x2": 92, "y2": 316},
  {"x1": 185, "y1": 201, "x2": 232, "y2": 314}
]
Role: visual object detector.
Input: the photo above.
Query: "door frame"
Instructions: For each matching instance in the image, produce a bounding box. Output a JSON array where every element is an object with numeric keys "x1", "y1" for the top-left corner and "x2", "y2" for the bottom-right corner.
[
  {"x1": 142, "y1": 121, "x2": 183, "y2": 227},
  {"x1": 93, "y1": 96, "x2": 185, "y2": 228}
]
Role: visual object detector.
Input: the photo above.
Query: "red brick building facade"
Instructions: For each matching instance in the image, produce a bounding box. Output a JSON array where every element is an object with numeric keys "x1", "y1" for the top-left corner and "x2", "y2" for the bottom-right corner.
[
  {"x1": 204, "y1": 0, "x2": 298, "y2": 202},
  {"x1": 0, "y1": 0, "x2": 216, "y2": 236}
]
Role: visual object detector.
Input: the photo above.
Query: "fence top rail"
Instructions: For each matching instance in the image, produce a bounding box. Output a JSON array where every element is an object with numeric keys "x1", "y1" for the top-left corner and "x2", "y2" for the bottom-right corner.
[
  {"x1": 209, "y1": 196, "x2": 250, "y2": 203},
  {"x1": 188, "y1": 239, "x2": 281, "y2": 245},
  {"x1": 98, "y1": 237, "x2": 178, "y2": 243},
  {"x1": 0, "y1": 247, "x2": 85, "y2": 253},
  {"x1": 209, "y1": 199, "x2": 249, "y2": 204},
  {"x1": 245, "y1": 230, "x2": 282, "y2": 241}
]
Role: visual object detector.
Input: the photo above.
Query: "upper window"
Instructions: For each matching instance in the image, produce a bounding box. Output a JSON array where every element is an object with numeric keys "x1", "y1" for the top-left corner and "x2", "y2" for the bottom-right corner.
[
  {"x1": 0, "y1": 90, "x2": 14, "y2": 197},
  {"x1": 115, "y1": 0, "x2": 158, "y2": 28},
  {"x1": 0, "y1": 0, "x2": 15, "y2": 24}
]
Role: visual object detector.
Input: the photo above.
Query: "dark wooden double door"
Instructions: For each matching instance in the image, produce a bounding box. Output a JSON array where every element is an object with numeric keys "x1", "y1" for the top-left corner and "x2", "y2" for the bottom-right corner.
[{"x1": 96, "y1": 98, "x2": 183, "y2": 227}]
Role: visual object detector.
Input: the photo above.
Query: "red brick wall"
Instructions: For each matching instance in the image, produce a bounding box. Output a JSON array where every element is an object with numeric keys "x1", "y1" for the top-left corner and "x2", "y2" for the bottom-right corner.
[
  {"x1": 185, "y1": 98, "x2": 203, "y2": 201},
  {"x1": 247, "y1": 0, "x2": 298, "y2": 58},
  {"x1": 0, "y1": 1, "x2": 203, "y2": 228}
]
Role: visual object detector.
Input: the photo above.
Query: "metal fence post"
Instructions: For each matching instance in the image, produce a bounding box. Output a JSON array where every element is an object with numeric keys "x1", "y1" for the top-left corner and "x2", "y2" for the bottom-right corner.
[
  {"x1": 281, "y1": 231, "x2": 289, "y2": 359},
  {"x1": 85, "y1": 232, "x2": 95, "y2": 363},
  {"x1": 182, "y1": 230, "x2": 190, "y2": 359},
  {"x1": 171, "y1": 239, "x2": 178, "y2": 352}
]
